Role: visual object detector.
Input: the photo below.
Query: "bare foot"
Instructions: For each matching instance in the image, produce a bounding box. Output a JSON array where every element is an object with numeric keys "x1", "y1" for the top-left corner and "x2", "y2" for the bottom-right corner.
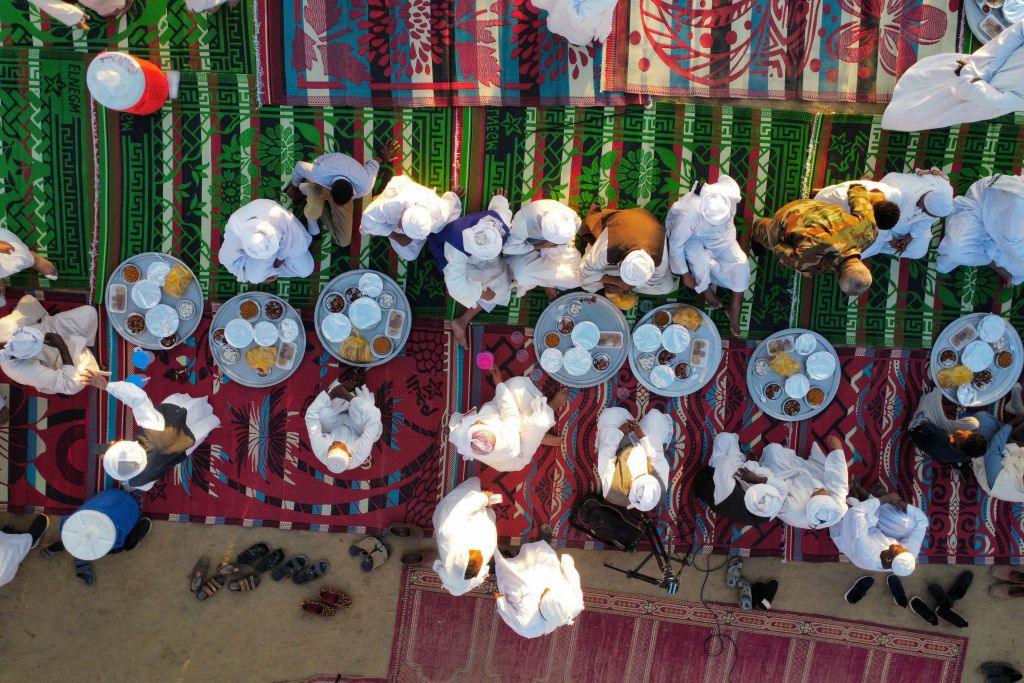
[
  {"x1": 451, "y1": 317, "x2": 470, "y2": 350},
  {"x1": 541, "y1": 432, "x2": 562, "y2": 447},
  {"x1": 544, "y1": 287, "x2": 557, "y2": 301},
  {"x1": 728, "y1": 315, "x2": 742, "y2": 338},
  {"x1": 727, "y1": 294, "x2": 743, "y2": 338},
  {"x1": 701, "y1": 288, "x2": 722, "y2": 309},
  {"x1": 549, "y1": 386, "x2": 570, "y2": 413},
  {"x1": 32, "y1": 253, "x2": 57, "y2": 279}
]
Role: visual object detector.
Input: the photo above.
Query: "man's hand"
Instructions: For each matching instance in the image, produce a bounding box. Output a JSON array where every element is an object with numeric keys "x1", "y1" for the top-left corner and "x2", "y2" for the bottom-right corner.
[
  {"x1": 736, "y1": 468, "x2": 767, "y2": 485},
  {"x1": 377, "y1": 139, "x2": 401, "y2": 164},
  {"x1": 487, "y1": 366, "x2": 502, "y2": 387},
  {"x1": 622, "y1": 419, "x2": 645, "y2": 439},
  {"x1": 0, "y1": 242, "x2": 15, "y2": 256},
  {"x1": 329, "y1": 383, "x2": 354, "y2": 401},
  {"x1": 826, "y1": 435, "x2": 844, "y2": 452},
  {"x1": 264, "y1": 275, "x2": 278, "y2": 284},
  {"x1": 273, "y1": 258, "x2": 284, "y2": 268},
  {"x1": 451, "y1": 182, "x2": 464, "y2": 198},
  {"x1": 286, "y1": 185, "x2": 305, "y2": 202},
  {"x1": 889, "y1": 235, "x2": 912, "y2": 254},
  {"x1": 541, "y1": 432, "x2": 563, "y2": 446},
  {"x1": 43, "y1": 332, "x2": 64, "y2": 348},
  {"x1": 392, "y1": 233, "x2": 414, "y2": 246},
  {"x1": 481, "y1": 288, "x2": 496, "y2": 302},
  {"x1": 880, "y1": 492, "x2": 907, "y2": 511},
  {"x1": 81, "y1": 369, "x2": 111, "y2": 390},
  {"x1": 533, "y1": 241, "x2": 556, "y2": 251},
  {"x1": 954, "y1": 59, "x2": 967, "y2": 76}
]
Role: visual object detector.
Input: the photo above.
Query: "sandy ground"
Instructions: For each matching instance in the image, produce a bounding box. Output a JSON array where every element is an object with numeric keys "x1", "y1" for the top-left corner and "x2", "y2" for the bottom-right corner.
[{"x1": 0, "y1": 514, "x2": 1017, "y2": 682}]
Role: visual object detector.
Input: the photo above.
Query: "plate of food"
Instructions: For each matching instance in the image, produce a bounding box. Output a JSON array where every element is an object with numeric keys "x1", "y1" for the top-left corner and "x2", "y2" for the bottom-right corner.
[
  {"x1": 314, "y1": 269, "x2": 412, "y2": 367},
  {"x1": 746, "y1": 328, "x2": 840, "y2": 421},
  {"x1": 105, "y1": 253, "x2": 203, "y2": 350},
  {"x1": 627, "y1": 304, "x2": 723, "y2": 397},
  {"x1": 930, "y1": 313, "x2": 1023, "y2": 407},
  {"x1": 208, "y1": 292, "x2": 305, "y2": 387},
  {"x1": 534, "y1": 293, "x2": 631, "y2": 388}
]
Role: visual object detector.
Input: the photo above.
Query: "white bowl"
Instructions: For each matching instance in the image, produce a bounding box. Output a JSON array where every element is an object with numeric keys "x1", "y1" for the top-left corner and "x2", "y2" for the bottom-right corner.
[
  {"x1": 650, "y1": 365, "x2": 675, "y2": 389},
  {"x1": 562, "y1": 346, "x2": 592, "y2": 377},
  {"x1": 224, "y1": 319, "x2": 254, "y2": 348},
  {"x1": 962, "y1": 340, "x2": 994, "y2": 372},
  {"x1": 539, "y1": 347, "x2": 563, "y2": 374},
  {"x1": 806, "y1": 351, "x2": 836, "y2": 380},
  {"x1": 794, "y1": 333, "x2": 816, "y2": 355},
  {"x1": 145, "y1": 304, "x2": 179, "y2": 337},
  {"x1": 661, "y1": 325, "x2": 691, "y2": 354},
  {"x1": 633, "y1": 324, "x2": 663, "y2": 353},
  {"x1": 571, "y1": 321, "x2": 600, "y2": 350},
  {"x1": 279, "y1": 318, "x2": 299, "y2": 343},
  {"x1": 358, "y1": 272, "x2": 385, "y2": 297},
  {"x1": 253, "y1": 321, "x2": 279, "y2": 347},
  {"x1": 322, "y1": 313, "x2": 352, "y2": 343},
  {"x1": 131, "y1": 280, "x2": 161, "y2": 309},
  {"x1": 979, "y1": 314, "x2": 1006, "y2": 343},
  {"x1": 348, "y1": 297, "x2": 382, "y2": 329},
  {"x1": 146, "y1": 260, "x2": 171, "y2": 285},
  {"x1": 785, "y1": 374, "x2": 810, "y2": 399}
]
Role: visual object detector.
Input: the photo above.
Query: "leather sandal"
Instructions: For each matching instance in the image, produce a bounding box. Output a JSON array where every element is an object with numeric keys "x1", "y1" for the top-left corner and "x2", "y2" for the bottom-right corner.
[
  {"x1": 293, "y1": 559, "x2": 330, "y2": 585},
  {"x1": 189, "y1": 557, "x2": 209, "y2": 592},
  {"x1": 197, "y1": 575, "x2": 225, "y2": 601},
  {"x1": 301, "y1": 600, "x2": 336, "y2": 617},
  {"x1": 229, "y1": 575, "x2": 261, "y2": 592},
  {"x1": 319, "y1": 586, "x2": 352, "y2": 608}
]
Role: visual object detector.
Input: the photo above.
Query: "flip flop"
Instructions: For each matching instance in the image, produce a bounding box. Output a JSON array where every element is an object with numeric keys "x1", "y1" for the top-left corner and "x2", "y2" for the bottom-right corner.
[
  {"x1": 189, "y1": 557, "x2": 209, "y2": 592},
  {"x1": 360, "y1": 539, "x2": 390, "y2": 573},
  {"x1": 197, "y1": 575, "x2": 225, "y2": 601},
  {"x1": 229, "y1": 575, "x2": 261, "y2": 592},
  {"x1": 272, "y1": 555, "x2": 309, "y2": 582},
  {"x1": 319, "y1": 586, "x2": 352, "y2": 608},
  {"x1": 252, "y1": 548, "x2": 286, "y2": 574},
  {"x1": 236, "y1": 542, "x2": 270, "y2": 566},
  {"x1": 293, "y1": 559, "x2": 330, "y2": 585},
  {"x1": 74, "y1": 559, "x2": 95, "y2": 586}
]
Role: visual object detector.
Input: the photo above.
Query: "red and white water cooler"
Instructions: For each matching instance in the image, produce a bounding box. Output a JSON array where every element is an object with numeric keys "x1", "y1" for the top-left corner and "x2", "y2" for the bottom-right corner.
[{"x1": 86, "y1": 51, "x2": 178, "y2": 115}]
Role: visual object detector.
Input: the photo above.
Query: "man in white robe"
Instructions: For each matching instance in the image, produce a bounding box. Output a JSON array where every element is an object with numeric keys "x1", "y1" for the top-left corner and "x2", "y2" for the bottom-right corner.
[
  {"x1": 360, "y1": 175, "x2": 462, "y2": 261},
  {"x1": 579, "y1": 206, "x2": 675, "y2": 301},
  {"x1": 102, "y1": 380, "x2": 220, "y2": 491},
  {"x1": 27, "y1": 0, "x2": 131, "y2": 29},
  {"x1": 0, "y1": 295, "x2": 106, "y2": 395},
  {"x1": 0, "y1": 514, "x2": 48, "y2": 590},
  {"x1": 432, "y1": 476, "x2": 500, "y2": 596},
  {"x1": 830, "y1": 492, "x2": 927, "y2": 576},
  {"x1": 0, "y1": 230, "x2": 58, "y2": 306},
  {"x1": 883, "y1": 19, "x2": 1024, "y2": 132},
  {"x1": 494, "y1": 541, "x2": 584, "y2": 639},
  {"x1": 532, "y1": 0, "x2": 617, "y2": 46},
  {"x1": 448, "y1": 369, "x2": 565, "y2": 472},
  {"x1": 502, "y1": 199, "x2": 582, "y2": 298},
  {"x1": 694, "y1": 432, "x2": 786, "y2": 524},
  {"x1": 219, "y1": 199, "x2": 315, "y2": 284},
  {"x1": 760, "y1": 435, "x2": 850, "y2": 530},
  {"x1": 595, "y1": 406, "x2": 671, "y2": 512},
  {"x1": 304, "y1": 378, "x2": 382, "y2": 474},
  {"x1": 666, "y1": 176, "x2": 749, "y2": 337},
  {"x1": 814, "y1": 170, "x2": 954, "y2": 260},
  {"x1": 937, "y1": 174, "x2": 1024, "y2": 285}
]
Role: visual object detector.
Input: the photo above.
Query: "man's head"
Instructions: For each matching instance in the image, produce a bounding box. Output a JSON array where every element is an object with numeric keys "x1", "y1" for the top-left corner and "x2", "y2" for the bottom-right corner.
[
  {"x1": 920, "y1": 188, "x2": 954, "y2": 218},
  {"x1": 873, "y1": 201, "x2": 901, "y2": 230},
  {"x1": 0, "y1": 326, "x2": 44, "y2": 361},
  {"x1": 627, "y1": 473, "x2": 662, "y2": 511},
  {"x1": 102, "y1": 440, "x2": 147, "y2": 482},
  {"x1": 881, "y1": 543, "x2": 915, "y2": 576},
  {"x1": 805, "y1": 489, "x2": 844, "y2": 529},
  {"x1": 951, "y1": 429, "x2": 988, "y2": 458},
  {"x1": 469, "y1": 425, "x2": 497, "y2": 455},
  {"x1": 838, "y1": 258, "x2": 873, "y2": 297},
  {"x1": 401, "y1": 206, "x2": 433, "y2": 239},
  {"x1": 330, "y1": 178, "x2": 354, "y2": 206},
  {"x1": 538, "y1": 586, "x2": 580, "y2": 627},
  {"x1": 463, "y1": 549, "x2": 483, "y2": 580},
  {"x1": 620, "y1": 249, "x2": 656, "y2": 287},
  {"x1": 326, "y1": 441, "x2": 352, "y2": 472}
]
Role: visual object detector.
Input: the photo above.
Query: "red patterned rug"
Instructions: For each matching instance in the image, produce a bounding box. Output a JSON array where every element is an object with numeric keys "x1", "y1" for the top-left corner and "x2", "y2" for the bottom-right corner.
[{"x1": 378, "y1": 566, "x2": 966, "y2": 682}]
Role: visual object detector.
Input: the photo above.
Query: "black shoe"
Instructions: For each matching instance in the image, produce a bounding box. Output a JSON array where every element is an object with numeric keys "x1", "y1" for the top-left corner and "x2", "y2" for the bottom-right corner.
[
  {"x1": 989, "y1": 675, "x2": 1024, "y2": 683},
  {"x1": 40, "y1": 540, "x2": 64, "y2": 558},
  {"x1": 759, "y1": 579, "x2": 778, "y2": 609},
  {"x1": 844, "y1": 576, "x2": 874, "y2": 604},
  {"x1": 928, "y1": 583, "x2": 952, "y2": 610},
  {"x1": 27, "y1": 514, "x2": 49, "y2": 548},
  {"x1": 751, "y1": 582, "x2": 766, "y2": 609},
  {"x1": 887, "y1": 575, "x2": 908, "y2": 608},
  {"x1": 909, "y1": 596, "x2": 938, "y2": 626},
  {"x1": 947, "y1": 570, "x2": 974, "y2": 602},
  {"x1": 121, "y1": 517, "x2": 152, "y2": 552},
  {"x1": 982, "y1": 663, "x2": 1022, "y2": 678},
  {"x1": 935, "y1": 605, "x2": 968, "y2": 628}
]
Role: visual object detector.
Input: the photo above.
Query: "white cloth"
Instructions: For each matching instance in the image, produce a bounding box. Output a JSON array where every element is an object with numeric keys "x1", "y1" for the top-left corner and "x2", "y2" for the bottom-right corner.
[
  {"x1": 1, "y1": 327, "x2": 44, "y2": 361},
  {"x1": 361, "y1": 176, "x2": 463, "y2": 260},
  {"x1": 220, "y1": 199, "x2": 314, "y2": 283},
  {"x1": 494, "y1": 541, "x2": 584, "y2": 639},
  {"x1": 882, "y1": 19, "x2": 1024, "y2": 131},
  {"x1": 442, "y1": 198, "x2": 513, "y2": 311},
  {"x1": 708, "y1": 432, "x2": 787, "y2": 519},
  {"x1": 974, "y1": 441, "x2": 1024, "y2": 503},
  {"x1": 579, "y1": 230, "x2": 675, "y2": 295},
  {"x1": 829, "y1": 497, "x2": 928, "y2": 574},
  {"x1": 290, "y1": 153, "x2": 379, "y2": 198},
  {"x1": 0, "y1": 295, "x2": 98, "y2": 395},
  {"x1": 760, "y1": 442, "x2": 849, "y2": 530},
  {"x1": 28, "y1": 0, "x2": 130, "y2": 24},
  {"x1": 666, "y1": 176, "x2": 750, "y2": 292},
  {"x1": 0, "y1": 531, "x2": 32, "y2": 589},
  {"x1": 448, "y1": 377, "x2": 555, "y2": 472},
  {"x1": 619, "y1": 250, "x2": 656, "y2": 287},
  {"x1": 303, "y1": 383, "x2": 382, "y2": 474},
  {"x1": 0, "y1": 229, "x2": 35, "y2": 279},
  {"x1": 464, "y1": 216, "x2": 506, "y2": 261},
  {"x1": 432, "y1": 477, "x2": 498, "y2": 596},
  {"x1": 532, "y1": 0, "x2": 617, "y2": 46},
  {"x1": 503, "y1": 200, "x2": 583, "y2": 294},
  {"x1": 186, "y1": 0, "x2": 235, "y2": 11},
  {"x1": 596, "y1": 407, "x2": 671, "y2": 511},
  {"x1": 937, "y1": 174, "x2": 1024, "y2": 285}
]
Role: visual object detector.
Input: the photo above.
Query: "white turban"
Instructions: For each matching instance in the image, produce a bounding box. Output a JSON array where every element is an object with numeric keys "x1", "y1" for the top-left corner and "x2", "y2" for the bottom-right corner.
[
  {"x1": 102, "y1": 440, "x2": 147, "y2": 482},
  {"x1": 1, "y1": 326, "x2": 44, "y2": 361},
  {"x1": 744, "y1": 484, "x2": 784, "y2": 518},
  {"x1": 890, "y1": 551, "x2": 916, "y2": 577},
  {"x1": 540, "y1": 210, "x2": 578, "y2": 244},
  {"x1": 464, "y1": 217, "x2": 504, "y2": 260},
  {"x1": 876, "y1": 504, "x2": 912, "y2": 538},
  {"x1": 628, "y1": 473, "x2": 662, "y2": 511},
  {"x1": 448, "y1": 411, "x2": 498, "y2": 458},
  {"x1": 923, "y1": 187, "x2": 954, "y2": 217},
  {"x1": 241, "y1": 220, "x2": 281, "y2": 260},
  {"x1": 539, "y1": 584, "x2": 582, "y2": 627},
  {"x1": 698, "y1": 176, "x2": 741, "y2": 225},
  {"x1": 619, "y1": 250, "x2": 655, "y2": 286},
  {"x1": 401, "y1": 205, "x2": 433, "y2": 239},
  {"x1": 805, "y1": 494, "x2": 843, "y2": 529},
  {"x1": 325, "y1": 442, "x2": 352, "y2": 473}
]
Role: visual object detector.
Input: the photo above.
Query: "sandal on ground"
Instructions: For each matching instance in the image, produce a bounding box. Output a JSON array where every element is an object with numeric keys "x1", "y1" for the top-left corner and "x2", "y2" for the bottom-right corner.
[
  {"x1": 216, "y1": 561, "x2": 254, "y2": 580},
  {"x1": 252, "y1": 548, "x2": 286, "y2": 573},
  {"x1": 351, "y1": 536, "x2": 390, "y2": 572},
  {"x1": 197, "y1": 575, "x2": 225, "y2": 601},
  {"x1": 229, "y1": 575, "x2": 261, "y2": 592},
  {"x1": 301, "y1": 600, "x2": 337, "y2": 617},
  {"x1": 319, "y1": 586, "x2": 352, "y2": 608},
  {"x1": 990, "y1": 582, "x2": 1024, "y2": 599},
  {"x1": 189, "y1": 557, "x2": 209, "y2": 592},
  {"x1": 990, "y1": 566, "x2": 1024, "y2": 584},
  {"x1": 401, "y1": 548, "x2": 436, "y2": 566},
  {"x1": 236, "y1": 542, "x2": 270, "y2": 566},
  {"x1": 293, "y1": 559, "x2": 330, "y2": 585},
  {"x1": 386, "y1": 524, "x2": 424, "y2": 539},
  {"x1": 272, "y1": 555, "x2": 309, "y2": 582},
  {"x1": 74, "y1": 559, "x2": 95, "y2": 586}
]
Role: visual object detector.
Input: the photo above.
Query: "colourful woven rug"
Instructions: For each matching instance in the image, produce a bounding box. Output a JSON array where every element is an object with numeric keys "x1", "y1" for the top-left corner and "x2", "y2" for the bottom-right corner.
[
  {"x1": 603, "y1": 0, "x2": 963, "y2": 103},
  {"x1": 384, "y1": 566, "x2": 967, "y2": 682},
  {"x1": 256, "y1": 0, "x2": 627, "y2": 107}
]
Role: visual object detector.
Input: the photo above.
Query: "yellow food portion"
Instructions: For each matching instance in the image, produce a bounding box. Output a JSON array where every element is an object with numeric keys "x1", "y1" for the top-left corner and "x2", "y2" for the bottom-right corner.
[
  {"x1": 937, "y1": 364, "x2": 974, "y2": 389},
  {"x1": 245, "y1": 345, "x2": 278, "y2": 373},
  {"x1": 769, "y1": 352, "x2": 801, "y2": 377},
  {"x1": 606, "y1": 291, "x2": 638, "y2": 311},
  {"x1": 340, "y1": 332, "x2": 372, "y2": 363},
  {"x1": 672, "y1": 306, "x2": 703, "y2": 331},
  {"x1": 163, "y1": 263, "x2": 194, "y2": 298}
]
